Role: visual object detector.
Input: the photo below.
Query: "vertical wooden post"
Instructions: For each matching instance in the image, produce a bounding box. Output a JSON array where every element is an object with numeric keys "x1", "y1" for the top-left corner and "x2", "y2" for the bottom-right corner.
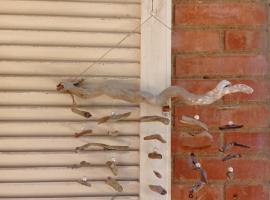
[{"x1": 140, "y1": 0, "x2": 172, "y2": 199}]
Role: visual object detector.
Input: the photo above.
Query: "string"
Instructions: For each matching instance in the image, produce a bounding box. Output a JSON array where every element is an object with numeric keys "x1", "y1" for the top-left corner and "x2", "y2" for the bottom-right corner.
[{"x1": 74, "y1": 14, "x2": 153, "y2": 79}]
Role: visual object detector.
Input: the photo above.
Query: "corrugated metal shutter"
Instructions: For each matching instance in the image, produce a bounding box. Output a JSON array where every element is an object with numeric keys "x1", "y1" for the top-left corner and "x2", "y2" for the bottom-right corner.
[{"x1": 0, "y1": 0, "x2": 140, "y2": 199}]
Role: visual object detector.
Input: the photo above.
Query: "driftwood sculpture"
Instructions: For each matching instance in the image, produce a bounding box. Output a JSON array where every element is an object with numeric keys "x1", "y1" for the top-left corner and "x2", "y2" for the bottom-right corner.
[{"x1": 57, "y1": 79, "x2": 253, "y2": 106}]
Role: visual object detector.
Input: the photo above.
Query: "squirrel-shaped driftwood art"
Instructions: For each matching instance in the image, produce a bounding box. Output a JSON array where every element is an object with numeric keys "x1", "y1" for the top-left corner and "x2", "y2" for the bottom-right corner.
[{"x1": 57, "y1": 79, "x2": 253, "y2": 106}]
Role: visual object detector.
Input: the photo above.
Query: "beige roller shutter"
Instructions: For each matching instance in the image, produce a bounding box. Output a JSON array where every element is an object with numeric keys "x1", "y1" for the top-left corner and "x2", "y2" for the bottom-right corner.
[{"x1": 0, "y1": 0, "x2": 140, "y2": 199}]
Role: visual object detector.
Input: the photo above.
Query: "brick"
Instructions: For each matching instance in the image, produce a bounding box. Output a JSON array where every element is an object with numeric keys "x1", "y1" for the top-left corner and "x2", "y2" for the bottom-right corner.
[
  {"x1": 172, "y1": 183, "x2": 223, "y2": 200},
  {"x1": 172, "y1": 79, "x2": 270, "y2": 103},
  {"x1": 175, "y1": 55, "x2": 268, "y2": 77},
  {"x1": 225, "y1": 184, "x2": 269, "y2": 200},
  {"x1": 174, "y1": 105, "x2": 269, "y2": 129},
  {"x1": 172, "y1": 30, "x2": 220, "y2": 52},
  {"x1": 172, "y1": 131, "x2": 221, "y2": 153},
  {"x1": 225, "y1": 30, "x2": 266, "y2": 51},
  {"x1": 224, "y1": 132, "x2": 270, "y2": 154},
  {"x1": 175, "y1": 3, "x2": 267, "y2": 26},
  {"x1": 174, "y1": 158, "x2": 270, "y2": 181}
]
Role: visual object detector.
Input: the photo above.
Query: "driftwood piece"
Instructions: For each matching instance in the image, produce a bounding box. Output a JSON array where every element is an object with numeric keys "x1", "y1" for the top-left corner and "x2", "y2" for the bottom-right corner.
[
  {"x1": 77, "y1": 177, "x2": 91, "y2": 187},
  {"x1": 70, "y1": 161, "x2": 91, "y2": 169},
  {"x1": 106, "y1": 161, "x2": 118, "y2": 176},
  {"x1": 189, "y1": 181, "x2": 206, "y2": 198},
  {"x1": 149, "y1": 185, "x2": 167, "y2": 195},
  {"x1": 98, "y1": 112, "x2": 131, "y2": 124},
  {"x1": 71, "y1": 107, "x2": 92, "y2": 118},
  {"x1": 180, "y1": 115, "x2": 208, "y2": 131},
  {"x1": 153, "y1": 170, "x2": 162, "y2": 179},
  {"x1": 107, "y1": 130, "x2": 120, "y2": 137},
  {"x1": 74, "y1": 129, "x2": 93, "y2": 138},
  {"x1": 222, "y1": 153, "x2": 242, "y2": 161},
  {"x1": 57, "y1": 80, "x2": 253, "y2": 106},
  {"x1": 144, "y1": 134, "x2": 167, "y2": 143},
  {"x1": 105, "y1": 177, "x2": 123, "y2": 192},
  {"x1": 219, "y1": 142, "x2": 250, "y2": 153},
  {"x1": 148, "y1": 151, "x2": 162, "y2": 159},
  {"x1": 75, "y1": 143, "x2": 129, "y2": 152},
  {"x1": 139, "y1": 116, "x2": 170, "y2": 125},
  {"x1": 219, "y1": 124, "x2": 243, "y2": 130}
]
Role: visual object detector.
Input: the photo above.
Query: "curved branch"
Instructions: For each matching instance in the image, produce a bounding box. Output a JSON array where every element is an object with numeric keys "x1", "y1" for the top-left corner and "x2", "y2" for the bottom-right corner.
[{"x1": 57, "y1": 80, "x2": 253, "y2": 106}]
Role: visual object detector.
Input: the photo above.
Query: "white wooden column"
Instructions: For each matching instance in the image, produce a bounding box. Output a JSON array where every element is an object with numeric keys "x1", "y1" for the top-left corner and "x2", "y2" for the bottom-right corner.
[{"x1": 140, "y1": 0, "x2": 172, "y2": 199}]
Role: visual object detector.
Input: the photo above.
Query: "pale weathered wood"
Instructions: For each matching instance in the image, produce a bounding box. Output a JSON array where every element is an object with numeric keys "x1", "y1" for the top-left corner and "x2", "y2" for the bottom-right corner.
[
  {"x1": 0, "y1": 181, "x2": 139, "y2": 197},
  {"x1": 0, "y1": 30, "x2": 140, "y2": 47},
  {"x1": 0, "y1": 1, "x2": 140, "y2": 18},
  {"x1": 0, "y1": 76, "x2": 139, "y2": 90},
  {"x1": 140, "y1": 0, "x2": 171, "y2": 199},
  {"x1": 0, "y1": 152, "x2": 139, "y2": 166},
  {"x1": 0, "y1": 106, "x2": 139, "y2": 120},
  {"x1": 11, "y1": 0, "x2": 140, "y2": 3},
  {"x1": 0, "y1": 121, "x2": 139, "y2": 136},
  {"x1": 0, "y1": 136, "x2": 139, "y2": 151},
  {"x1": 0, "y1": 61, "x2": 140, "y2": 76},
  {"x1": 0, "y1": 15, "x2": 140, "y2": 32},
  {"x1": 0, "y1": 45, "x2": 139, "y2": 62},
  {"x1": 0, "y1": 166, "x2": 139, "y2": 181}
]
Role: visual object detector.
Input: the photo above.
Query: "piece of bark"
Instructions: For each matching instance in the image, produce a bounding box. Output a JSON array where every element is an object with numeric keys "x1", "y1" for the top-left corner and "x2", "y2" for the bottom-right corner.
[
  {"x1": 219, "y1": 142, "x2": 250, "y2": 153},
  {"x1": 71, "y1": 107, "x2": 92, "y2": 118},
  {"x1": 153, "y1": 170, "x2": 162, "y2": 179},
  {"x1": 74, "y1": 129, "x2": 93, "y2": 138},
  {"x1": 222, "y1": 153, "x2": 242, "y2": 161},
  {"x1": 75, "y1": 143, "x2": 129, "y2": 152},
  {"x1": 105, "y1": 177, "x2": 123, "y2": 192},
  {"x1": 140, "y1": 116, "x2": 170, "y2": 125},
  {"x1": 180, "y1": 115, "x2": 208, "y2": 131},
  {"x1": 106, "y1": 161, "x2": 118, "y2": 176},
  {"x1": 149, "y1": 185, "x2": 167, "y2": 195},
  {"x1": 148, "y1": 151, "x2": 162, "y2": 159},
  {"x1": 144, "y1": 134, "x2": 166, "y2": 143},
  {"x1": 70, "y1": 161, "x2": 91, "y2": 169},
  {"x1": 57, "y1": 80, "x2": 253, "y2": 106},
  {"x1": 98, "y1": 112, "x2": 131, "y2": 124}
]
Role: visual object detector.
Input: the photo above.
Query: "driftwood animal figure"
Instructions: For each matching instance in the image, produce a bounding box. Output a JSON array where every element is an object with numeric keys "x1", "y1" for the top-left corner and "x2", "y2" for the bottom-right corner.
[{"x1": 57, "y1": 79, "x2": 253, "y2": 106}]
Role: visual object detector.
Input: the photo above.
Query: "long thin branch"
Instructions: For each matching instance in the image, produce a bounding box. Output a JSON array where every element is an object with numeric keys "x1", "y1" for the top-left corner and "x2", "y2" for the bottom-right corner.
[{"x1": 57, "y1": 80, "x2": 253, "y2": 106}]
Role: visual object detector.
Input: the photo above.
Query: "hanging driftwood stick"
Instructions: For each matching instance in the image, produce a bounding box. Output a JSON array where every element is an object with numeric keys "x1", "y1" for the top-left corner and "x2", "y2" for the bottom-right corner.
[
  {"x1": 222, "y1": 153, "x2": 242, "y2": 161},
  {"x1": 189, "y1": 181, "x2": 206, "y2": 198},
  {"x1": 98, "y1": 112, "x2": 131, "y2": 124},
  {"x1": 105, "y1": 177, "x2": 123, "y2": 192},
  {"x1": 71, "y1": 107, "x2": 92, "y2": 118},
  {"x1": 180, "y1": 115, "x2": 208, "y2": 131},
  {"x1": 75, "y1": 143, "x2": 129, "y2": 152},
  {"x1": 149, "y1": 185, "x2": 167, "y2": 195},
  {"x1": 70, "y1": 161, "x2": 91, "y2": 169},
  {"x1": 139, "y1": 116, "x2": 170, "y2": 125},
  {"x1": 219, "y1": 142, "x2": 250, "y2": 153},
  {"x1": 153, "y1": 170, "x2": 162, "y2": 179},
  {"x1": 106, "y1": 161, "x2": 118, "y2": 176},
  {"x1": 57, "y1": 80, "x2": 253, "y2": 106},
  {"x1": 144, "y1": 134, "x2": 167, "y2": 143},
  {"x1": 219, "y1": 123, "x2": 243, "y2": 130},
  {"x1": 74, "y1": 129, "x2": 93, "y2": 138},
  {"x1": 148, "y1": 151, "x2": 162, "y2": 159}
]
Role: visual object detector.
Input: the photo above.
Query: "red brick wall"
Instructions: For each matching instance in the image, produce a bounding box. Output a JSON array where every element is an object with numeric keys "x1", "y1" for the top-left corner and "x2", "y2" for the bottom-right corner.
[{"x1": 171, "y1": 1, "x2": 269, "y2": 199}]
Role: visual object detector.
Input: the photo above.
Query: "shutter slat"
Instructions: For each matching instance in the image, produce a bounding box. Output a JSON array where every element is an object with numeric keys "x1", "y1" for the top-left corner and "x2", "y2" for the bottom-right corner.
[
  {"x1": 0, "y1": 181, "x2": 139, "y2": 197},
  {"x1": 0, "y1": 1, "x2": 140, "y2": 18},
  {"x1": 0, "y1": 61, "x2": 140, "y2": 76},
  {"x1": 0, "y1": 136, "x2": 139, "y2": 151},
  {"x1": 0, "y1": 45, "x2": 139, "y2": 61},
  {"x1": 6, "y1": 197, "x2": 139, "y2": 200},
  {"x1": 0, "y1": 121, "x2": 139, "y2": 136},
  {"x1": 0, "y1": 15, "x2": 140, "y2": 32},
  {"x1": 0, "y1": 30, "x2": 140, "y2": 47},
  {"x1": 0, "y1": 152, "x2": 139, "y2": 166},
  {"x1": 0, "y1": 106, "x2": 139, "y2": 120},
  {"x1": 0, "y1": 166, "x2": 139, "y2": 181}
]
